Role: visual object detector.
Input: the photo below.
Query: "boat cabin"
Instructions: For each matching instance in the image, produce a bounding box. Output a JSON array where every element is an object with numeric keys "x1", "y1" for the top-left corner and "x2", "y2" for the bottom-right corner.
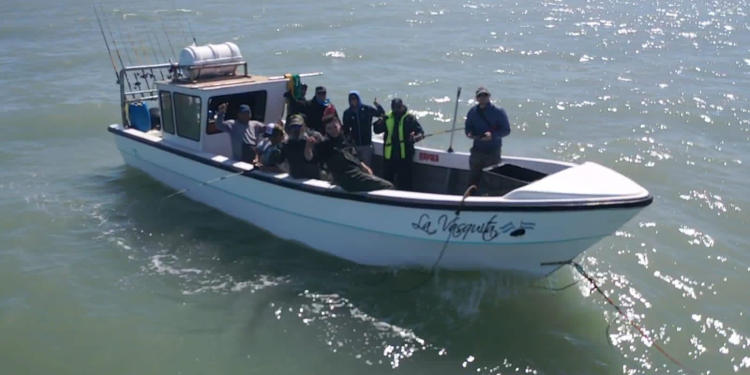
[
  {"x1": 155, "y1": 75, "x2": 287, "y2": 156},
  {"x1": 118, "y1": 42, "x2": 290, "y2": 158}
]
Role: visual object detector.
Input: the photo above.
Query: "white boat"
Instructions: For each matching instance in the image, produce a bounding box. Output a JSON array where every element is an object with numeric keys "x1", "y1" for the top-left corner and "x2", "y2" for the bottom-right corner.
[{"x1": 107, "y1": 43, "x2": 652, "y2": 278}]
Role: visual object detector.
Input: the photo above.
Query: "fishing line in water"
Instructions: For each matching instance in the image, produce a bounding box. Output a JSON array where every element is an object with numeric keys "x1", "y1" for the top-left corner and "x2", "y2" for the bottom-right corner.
[
  {"x1": 541, "y1": 260, "x2": 697, "y2": 374},
  {"x1": 388, "y1": 184, "x2": 477, "y2": 293},
  {"x1": 158, "y1": 170, "x2": 247, "y2": 210}
]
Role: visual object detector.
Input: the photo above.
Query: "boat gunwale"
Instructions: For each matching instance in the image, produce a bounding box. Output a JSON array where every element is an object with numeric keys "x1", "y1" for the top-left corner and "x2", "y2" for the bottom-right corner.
[{"x1": 108, "y1": 125, "x2": 653, "y2": 212}]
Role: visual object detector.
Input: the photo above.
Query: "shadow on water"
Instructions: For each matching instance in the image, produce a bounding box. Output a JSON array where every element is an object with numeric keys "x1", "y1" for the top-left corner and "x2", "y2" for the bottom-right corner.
[{"x1": 86, "y1": 165, "x2": 623, "y2": 374}]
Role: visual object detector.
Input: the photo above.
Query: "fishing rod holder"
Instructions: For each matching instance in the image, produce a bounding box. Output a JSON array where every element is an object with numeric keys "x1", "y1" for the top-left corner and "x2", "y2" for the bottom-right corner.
[{"x1": 118, "y1": 63, "x2": 173, "y2": 127}]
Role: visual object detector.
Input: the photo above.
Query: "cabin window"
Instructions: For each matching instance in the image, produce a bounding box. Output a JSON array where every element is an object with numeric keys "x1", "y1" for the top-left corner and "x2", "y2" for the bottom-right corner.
[
  {"x1": 206, "y1": 91, "x2": 267, "y2": 135},
  {"x1": 159, "y1": 91, "x2": 175, "y2": 134},
  {"x1": 174, "y1": 93, "x2": 202, "y2": 141}
]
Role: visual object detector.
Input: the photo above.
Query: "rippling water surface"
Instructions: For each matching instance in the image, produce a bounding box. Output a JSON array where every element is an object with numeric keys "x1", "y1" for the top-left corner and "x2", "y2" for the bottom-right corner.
[{"x1": 1, "y1": 0, "x2": 748, "y2": 373}]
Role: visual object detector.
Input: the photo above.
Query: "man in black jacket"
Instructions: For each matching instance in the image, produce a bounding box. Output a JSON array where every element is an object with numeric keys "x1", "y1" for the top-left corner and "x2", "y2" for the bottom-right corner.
[
  {"x1": 285, "y1": 86, "x2": 335, "y2": 134},
  {"x1": 311, "y1": 116, "x2": 393, "y2": 192},
  {"x1": 342, "y1": 90, "x2": 385, "y2": 166},
  {"x1": 373, "y1": 98, "x2": 424, "y2": 190},
  {"x1": 285, "y1": 84, "x2": 307, "y2": 121},
  {"x1": 282, "y1": 115, "x2": 322, "y2": 179}
]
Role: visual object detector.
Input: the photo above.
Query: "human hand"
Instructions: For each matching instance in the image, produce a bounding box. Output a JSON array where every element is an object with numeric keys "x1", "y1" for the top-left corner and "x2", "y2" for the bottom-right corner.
[
  {"x1": 480, "y1": 131, "x2": 492, "y2": 141},
  {"x1": 361, "y1": 162, "x2": 373, "y2": 175}
]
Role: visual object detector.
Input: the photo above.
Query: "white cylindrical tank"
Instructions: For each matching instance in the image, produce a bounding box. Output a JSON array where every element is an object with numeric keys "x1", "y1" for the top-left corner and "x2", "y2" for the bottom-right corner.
[{"x1": 178, "y1": 42, "x2": 243, "y2": 80}]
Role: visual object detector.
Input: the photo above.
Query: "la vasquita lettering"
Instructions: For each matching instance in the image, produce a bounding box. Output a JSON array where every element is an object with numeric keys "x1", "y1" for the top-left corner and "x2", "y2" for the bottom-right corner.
[{"x1": 412, "y1": 213, "x2": 505, "y2": 241}]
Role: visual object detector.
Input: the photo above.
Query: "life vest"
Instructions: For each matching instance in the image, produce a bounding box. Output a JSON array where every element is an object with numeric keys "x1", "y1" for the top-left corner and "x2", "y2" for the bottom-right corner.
[{"x1": 384, "y1": 112, "x2": 407, "y2": 160}]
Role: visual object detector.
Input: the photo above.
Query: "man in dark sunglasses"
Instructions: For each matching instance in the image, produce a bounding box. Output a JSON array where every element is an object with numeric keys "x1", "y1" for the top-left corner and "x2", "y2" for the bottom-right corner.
[{"x1": 285, "y1": 85, "x2": 337, "y2": 134}]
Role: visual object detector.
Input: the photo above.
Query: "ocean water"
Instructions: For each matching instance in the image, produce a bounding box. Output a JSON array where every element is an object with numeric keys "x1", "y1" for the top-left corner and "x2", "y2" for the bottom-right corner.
[{"x1": 1, "y1": 0, "x2": 748, "y2": 374}]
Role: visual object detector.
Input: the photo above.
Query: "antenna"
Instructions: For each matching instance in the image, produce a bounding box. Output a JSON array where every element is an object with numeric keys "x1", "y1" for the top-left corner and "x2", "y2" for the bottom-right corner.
[{"x1": 447, "y1": 87, "x2": 462, "y2": 153}]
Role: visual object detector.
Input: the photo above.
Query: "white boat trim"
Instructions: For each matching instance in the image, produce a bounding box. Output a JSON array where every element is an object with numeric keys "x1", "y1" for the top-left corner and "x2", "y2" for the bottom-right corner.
[{"x1": 111, "y1": 126, "x2": 653, "y2": 212}]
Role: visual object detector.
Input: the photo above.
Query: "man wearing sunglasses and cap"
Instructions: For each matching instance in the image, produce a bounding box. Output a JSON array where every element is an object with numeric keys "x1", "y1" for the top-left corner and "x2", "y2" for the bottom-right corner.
[
  {"x1": 464, "y1": 87, "x2": 511, "y2": 190},
  {"x1": 285, "y1": 85, "x2": 337, "y2": 134}
]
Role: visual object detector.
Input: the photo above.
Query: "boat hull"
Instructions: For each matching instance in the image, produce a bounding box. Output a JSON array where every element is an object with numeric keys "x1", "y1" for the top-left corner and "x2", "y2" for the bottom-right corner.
[{"x1": 112, "y1": 129, "x2": 646, "y2": 277}]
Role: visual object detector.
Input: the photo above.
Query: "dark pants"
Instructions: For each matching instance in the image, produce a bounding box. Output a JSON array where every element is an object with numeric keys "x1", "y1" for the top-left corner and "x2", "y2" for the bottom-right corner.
[
  {"x1": 338, "y1": 170, "x2": 393, "y2": 192},
  {"x1": 469, "y1": 148, "x2": 501, "y2": 188},
  {"x1": 355, "y1": 145, "x2": 373, "y2": 167},
  {"x1": 383, "y1": 158, "x2": 413, "y2": 190}
]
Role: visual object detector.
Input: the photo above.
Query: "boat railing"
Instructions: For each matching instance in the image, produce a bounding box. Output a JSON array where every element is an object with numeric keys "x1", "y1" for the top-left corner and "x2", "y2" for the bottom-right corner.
[{"x1": 118, "y1": 63, "x2": 173, "y2": 127}]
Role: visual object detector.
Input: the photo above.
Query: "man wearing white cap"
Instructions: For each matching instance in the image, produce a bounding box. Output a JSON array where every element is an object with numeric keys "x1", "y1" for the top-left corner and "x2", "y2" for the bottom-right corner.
[
  {"x1": 257, "y1": 123, "x2": 286, "y2": 169},
  {"x1": 464, "y1": 87, "x2": 511, "y2": 189}
]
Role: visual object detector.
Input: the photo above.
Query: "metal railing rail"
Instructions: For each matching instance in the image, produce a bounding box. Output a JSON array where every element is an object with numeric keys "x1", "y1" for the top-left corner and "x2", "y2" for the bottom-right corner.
[{"x1": 118, "y1": 63, "x2": 173, "y2": 126}]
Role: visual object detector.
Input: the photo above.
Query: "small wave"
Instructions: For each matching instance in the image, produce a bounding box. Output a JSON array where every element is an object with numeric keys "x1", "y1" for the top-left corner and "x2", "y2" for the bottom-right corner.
[{"x1": 325, "y1": 51, "x2": 346, "y2": 59}]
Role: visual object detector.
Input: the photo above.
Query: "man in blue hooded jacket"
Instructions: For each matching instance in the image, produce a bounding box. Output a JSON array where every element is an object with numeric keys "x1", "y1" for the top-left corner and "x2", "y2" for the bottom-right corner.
[
  {"x1": 342, "y1": 91, "x2": 385, "y2": 166},
  {"x1": 464, "y1": 86, "x2": 511, "y2": 189}
]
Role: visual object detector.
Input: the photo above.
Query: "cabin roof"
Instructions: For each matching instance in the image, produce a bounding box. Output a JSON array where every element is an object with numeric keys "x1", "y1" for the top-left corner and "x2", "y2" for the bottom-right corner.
[{"x1": 159, "y1": 75, "x2": 281, "y2": 90}]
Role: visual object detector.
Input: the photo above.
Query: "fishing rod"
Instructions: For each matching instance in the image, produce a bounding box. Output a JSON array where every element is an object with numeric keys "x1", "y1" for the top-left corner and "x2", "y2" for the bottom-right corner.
[
  {"x1": 98, "y1": 4, "x2": 133, "y2": 92},
  {"x1": 158, "y1": 10, "x2": 178, "y2": 61},
  {"x1": 147, "y1": 32, "x2": 168, "y2": 80},
  {"x1": 179, "y1": 0, "x2": 198, "y2": 45},
  {"x1": 419, "y1": 126, "x2": 466, "y2": 140},
  {"x1": 447, "y1": 86, "x2": 461, "y2": 153},
  {"x1": 94, "y1": 5, "x2": 119, "y2": 83}
]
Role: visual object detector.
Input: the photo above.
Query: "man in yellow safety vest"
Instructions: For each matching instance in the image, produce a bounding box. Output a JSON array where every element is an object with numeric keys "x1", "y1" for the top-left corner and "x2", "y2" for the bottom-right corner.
[{"x1": 373, "y1": 98, "x2": 424, "y2": 190}]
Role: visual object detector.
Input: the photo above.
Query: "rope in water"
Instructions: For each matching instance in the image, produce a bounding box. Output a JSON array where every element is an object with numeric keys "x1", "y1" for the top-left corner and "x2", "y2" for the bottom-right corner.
[
  {"x1": 542, "y1": 260, "x2": 696, "y2": 374},
  {"x1": 392, "y1": 184, "x2": 477, "y2": 293},
  {"x1": 428, "y1": 184, "x2": 478, "y2": 271}
]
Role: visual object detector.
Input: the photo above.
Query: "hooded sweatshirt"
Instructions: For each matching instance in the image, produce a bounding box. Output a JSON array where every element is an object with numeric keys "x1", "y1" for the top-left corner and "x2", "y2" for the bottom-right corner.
[
  {"x1": 342, "y1": 90, "x2": 385, "y2": 146},
  {"x1": 286, "y1": 94, "x2": 332, "y2": 134}
]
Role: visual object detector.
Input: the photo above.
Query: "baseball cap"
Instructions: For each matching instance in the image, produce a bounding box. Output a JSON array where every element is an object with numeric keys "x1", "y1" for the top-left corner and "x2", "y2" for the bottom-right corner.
[
  {"x1": 264, "y1": 123, "x2": 275, "y2": 137},
  {"x1": 475, "y1": 87, "x2": 490, "y2": 97},
  {"x1": 238, "y1": 104, "x2": 252, "y2": 113},
  {"x1": 287, "y1": 114, "x2": 305, "y2": 128},
  {"x1": 391, "y1": 98, "x2": 404, "y2": 109}
]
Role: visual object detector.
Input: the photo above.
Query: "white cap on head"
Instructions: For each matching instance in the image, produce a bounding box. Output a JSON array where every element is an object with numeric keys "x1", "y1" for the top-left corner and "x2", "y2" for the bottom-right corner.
[{"x1": 264, "y1": 123, "x2": 276, "y2": 136}]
